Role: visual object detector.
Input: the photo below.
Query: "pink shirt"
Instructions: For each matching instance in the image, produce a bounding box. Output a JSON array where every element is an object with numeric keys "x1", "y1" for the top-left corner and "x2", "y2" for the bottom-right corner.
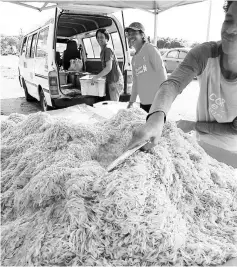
[{"x1": 130, "y1": 43, "x2": 167, "y2": 105}]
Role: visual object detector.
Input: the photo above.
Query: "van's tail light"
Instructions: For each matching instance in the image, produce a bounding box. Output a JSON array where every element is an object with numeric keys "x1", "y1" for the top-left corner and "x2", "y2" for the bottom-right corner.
[
  {"x1": 49, "y1": 77, "x2": 57, "y2": 86},
  {"x1": 48, "y1": 71, "x2": 59, "y2": 95}
]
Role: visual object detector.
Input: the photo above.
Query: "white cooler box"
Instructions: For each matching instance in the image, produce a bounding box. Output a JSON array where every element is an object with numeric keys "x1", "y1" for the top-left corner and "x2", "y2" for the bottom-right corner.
[
  {"x1": 93, "y1": 101, "x2": 128, "y2": 119},
  {"x1": 80, "y1": 75, "x2": 106, "y2": 97}
]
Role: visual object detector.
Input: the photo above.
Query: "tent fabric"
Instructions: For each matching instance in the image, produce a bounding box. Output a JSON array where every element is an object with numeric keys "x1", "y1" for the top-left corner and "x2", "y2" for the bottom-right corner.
[{"x1": 3, "y1": 0, "x2": 206, "y2": 14}]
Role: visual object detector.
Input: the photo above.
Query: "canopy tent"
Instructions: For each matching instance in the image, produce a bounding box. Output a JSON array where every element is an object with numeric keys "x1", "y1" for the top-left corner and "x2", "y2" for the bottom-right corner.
[
  {"x1": 2, "y1": 0, "x2": 208, "y2": 43},
  {"x1": 1, "y1": 1, "x2": 207, "y2": 13}
]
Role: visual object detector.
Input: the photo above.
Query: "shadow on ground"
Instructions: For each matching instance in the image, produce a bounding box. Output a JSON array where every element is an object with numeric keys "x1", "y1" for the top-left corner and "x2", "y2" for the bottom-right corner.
[{"x1": 1, "y1": 97, "x2": 41, "y2": 116}]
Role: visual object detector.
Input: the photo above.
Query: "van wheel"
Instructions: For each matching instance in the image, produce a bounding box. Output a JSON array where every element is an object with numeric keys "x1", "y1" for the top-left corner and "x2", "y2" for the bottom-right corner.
[
  {"x1": 22, "y1": 79, "x2": 34, "y2": 102},
  {"x1": 40, "y1": 90, "x2": 50, "y2": 112}
]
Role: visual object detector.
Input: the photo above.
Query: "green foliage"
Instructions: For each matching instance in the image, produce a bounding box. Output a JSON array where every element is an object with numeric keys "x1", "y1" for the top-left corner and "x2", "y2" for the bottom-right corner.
[
  {"x1": 0, "y1": 29, "x2": 24, "y2": 55},
  {"x1": 156, "y1": 37, "x2": 199, "y2": 49}
]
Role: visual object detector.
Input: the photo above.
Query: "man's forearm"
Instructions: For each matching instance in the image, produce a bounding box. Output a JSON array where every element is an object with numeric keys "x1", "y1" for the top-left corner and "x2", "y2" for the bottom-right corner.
[
  {"x1": 149, "y1": 81, "x2": 180, "y2": 118},
  {"x1": 196, "y1": 121, "x2": 237, "y2": 135}
]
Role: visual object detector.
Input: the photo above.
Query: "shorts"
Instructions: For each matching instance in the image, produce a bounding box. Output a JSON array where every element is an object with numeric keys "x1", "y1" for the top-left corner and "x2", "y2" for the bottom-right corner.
[{"x1": 108, "y1": 76, "x2": 124, "y2": 101}]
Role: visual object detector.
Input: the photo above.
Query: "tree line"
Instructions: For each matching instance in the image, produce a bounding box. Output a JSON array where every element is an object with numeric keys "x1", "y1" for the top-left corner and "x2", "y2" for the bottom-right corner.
[
  {"x1": 0, "y1": 29, "x2": 24, "y2": 55},
  {"x1": 155, "y1": 37, "x2": 200, "y2": 49},
  {"x1": 0, "y1": 31, "x2": 200, "y2": 56}
]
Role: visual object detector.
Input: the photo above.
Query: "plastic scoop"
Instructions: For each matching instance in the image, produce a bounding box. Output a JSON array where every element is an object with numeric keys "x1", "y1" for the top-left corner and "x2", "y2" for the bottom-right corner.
[{"x1": 106, "y1": 141, "x2": 148, "y2": 172}]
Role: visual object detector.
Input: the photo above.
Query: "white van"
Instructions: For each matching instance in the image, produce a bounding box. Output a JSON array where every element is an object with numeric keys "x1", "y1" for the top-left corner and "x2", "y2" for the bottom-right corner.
[{"x1": 18, "y1": 7, "x2": 132, "y2": 111}]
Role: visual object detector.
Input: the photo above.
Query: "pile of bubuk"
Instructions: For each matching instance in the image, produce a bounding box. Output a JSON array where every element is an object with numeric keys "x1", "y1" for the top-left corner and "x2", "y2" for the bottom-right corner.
[{"x1": 1, "y1": 108, "x2": 237, "y2": 266}]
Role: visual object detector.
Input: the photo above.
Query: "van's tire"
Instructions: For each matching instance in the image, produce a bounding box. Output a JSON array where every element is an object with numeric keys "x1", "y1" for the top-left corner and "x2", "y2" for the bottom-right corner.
[
  {"x1": 39, "y1": 90, "x2": 51, "y2": 112},
  {"x1": 22, "y1": 79, "x2": 34, "y2": 102}
]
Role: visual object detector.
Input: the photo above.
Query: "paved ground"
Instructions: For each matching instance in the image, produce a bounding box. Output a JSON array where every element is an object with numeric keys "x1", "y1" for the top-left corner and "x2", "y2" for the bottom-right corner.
[
  {"x1": 1, "y1": 97, "x2": 42, "y2": 116},
  {"x1": 0, "y1": 55, "x2": 200, "y2": 119},
  {"x1": 0, "y1": 55, "x2": 41, "y2": 116}
]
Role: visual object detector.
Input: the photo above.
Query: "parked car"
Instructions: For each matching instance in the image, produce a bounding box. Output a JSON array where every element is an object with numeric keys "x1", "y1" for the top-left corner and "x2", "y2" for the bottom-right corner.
[
  {"x1": 162, "y1": 48, "x2": 190, "y2": 73},
  {"x1": 159, "y1": 48, "x2": 169, "y2": 56}
]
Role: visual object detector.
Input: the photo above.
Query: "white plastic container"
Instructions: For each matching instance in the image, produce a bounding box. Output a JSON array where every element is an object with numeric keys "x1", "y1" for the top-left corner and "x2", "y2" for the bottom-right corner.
[
  {"x1": 93, "y1": 101, "x2": 128, "y2": 119},
  {"x1": 93, "y1": 101, "x2": 127, "y2": 109},
  {"x1": 80, "y1": 75, "x2": 105, "y2": 97}
]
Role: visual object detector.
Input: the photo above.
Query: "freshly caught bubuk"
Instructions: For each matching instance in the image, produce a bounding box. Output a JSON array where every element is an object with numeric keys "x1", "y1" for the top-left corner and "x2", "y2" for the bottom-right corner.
[{"x1": 1, "y1": 108, "x2": 237, "y2": 266}]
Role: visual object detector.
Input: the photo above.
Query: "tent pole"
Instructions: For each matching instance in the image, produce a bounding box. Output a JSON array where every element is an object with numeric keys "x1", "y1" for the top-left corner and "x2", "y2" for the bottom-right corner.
[
  {"x1": 121, "y1": 10, "x2": 130, "y2": 95},
  {"x1": 206, "y1": 0, "x2": 212, "y2": 41},
  {"x1": 7, "y1": 2, "x2": 40, "y2": 11},
  {"x1": 153, "y1": 10, "x2": 158, "y2": 46}
]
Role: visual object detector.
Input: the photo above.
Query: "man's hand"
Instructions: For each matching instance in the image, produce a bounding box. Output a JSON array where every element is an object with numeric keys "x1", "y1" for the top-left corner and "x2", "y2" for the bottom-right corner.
[
  {"x1": 127, "y1": 112, "x2": 165, "y2": 151},
  {"x1": 127, "y1": 102, "x2": 134, "y2": 109},
  {"x1": 176, "y1": 120, "x2": 196, "y2": 133}
]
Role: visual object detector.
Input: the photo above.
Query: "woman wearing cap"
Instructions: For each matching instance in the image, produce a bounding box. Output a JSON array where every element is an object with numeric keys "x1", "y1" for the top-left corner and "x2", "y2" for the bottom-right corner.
[
  {"x1": 127, "y1": 1, "x2": 237, "y2": 168},
  {"x1": 91, "y1": 29, "x2": 124, "y2": 101},
  {"x1": 125, "y1": 22, "x2": 167, "y2": 113}
]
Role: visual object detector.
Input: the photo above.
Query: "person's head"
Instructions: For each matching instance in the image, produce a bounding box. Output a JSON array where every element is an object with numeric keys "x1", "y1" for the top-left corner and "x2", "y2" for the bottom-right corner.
[
  {"x1": 221, "y1": 1, "x2": 237, "y2": 56},
  {"x1": 96, "y1": 29, "x2": 110, "y2": 47},
  {"x1": 125, "y1": 22, "x2": 146, "y2": 50}
]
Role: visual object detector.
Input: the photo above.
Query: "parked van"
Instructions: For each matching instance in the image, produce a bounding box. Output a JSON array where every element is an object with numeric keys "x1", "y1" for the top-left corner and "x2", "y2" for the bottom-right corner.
[{"x1": 18, "y1": 7, "x2": 132, "y2": 111}]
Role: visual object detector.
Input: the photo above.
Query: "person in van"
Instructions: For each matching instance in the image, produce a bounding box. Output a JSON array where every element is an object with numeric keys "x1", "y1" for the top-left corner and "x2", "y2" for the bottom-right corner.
[
  {"x1": 91, "y1": 29, "x2": 124, "y2": 101},
  {"x1": 125, "y1": 22, "x2": 167, "y2": 113},
  {"x1": 62, "y1": 40, "x2": 81, "y2": 70},
  {"x1": 127, "y1": 1, "x2": 237, "y2": 168}
]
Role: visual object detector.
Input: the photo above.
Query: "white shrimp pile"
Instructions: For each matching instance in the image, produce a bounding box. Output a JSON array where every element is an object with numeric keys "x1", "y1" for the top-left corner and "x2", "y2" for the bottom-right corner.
[{"x1": 1, "y1": 108, "x2": 237, "y2": 266}]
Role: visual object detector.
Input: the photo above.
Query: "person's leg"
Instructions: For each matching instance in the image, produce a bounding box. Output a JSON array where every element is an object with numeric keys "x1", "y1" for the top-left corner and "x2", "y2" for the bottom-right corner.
[
  {"x1": 140, "y1": 104, "x2": 152, "y2": 113},
  {"x1": 108, "y1": 81, "x2": 123, "y2": 101},
  {"x1": 105, "y1": 83, "x2": 110, "y2": 101}
]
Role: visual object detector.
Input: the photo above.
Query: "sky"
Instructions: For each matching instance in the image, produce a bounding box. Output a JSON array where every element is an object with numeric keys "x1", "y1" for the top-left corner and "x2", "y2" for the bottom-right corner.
[{"x1": 0, "y1": 1, "x2": 225, "y2": 43}]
